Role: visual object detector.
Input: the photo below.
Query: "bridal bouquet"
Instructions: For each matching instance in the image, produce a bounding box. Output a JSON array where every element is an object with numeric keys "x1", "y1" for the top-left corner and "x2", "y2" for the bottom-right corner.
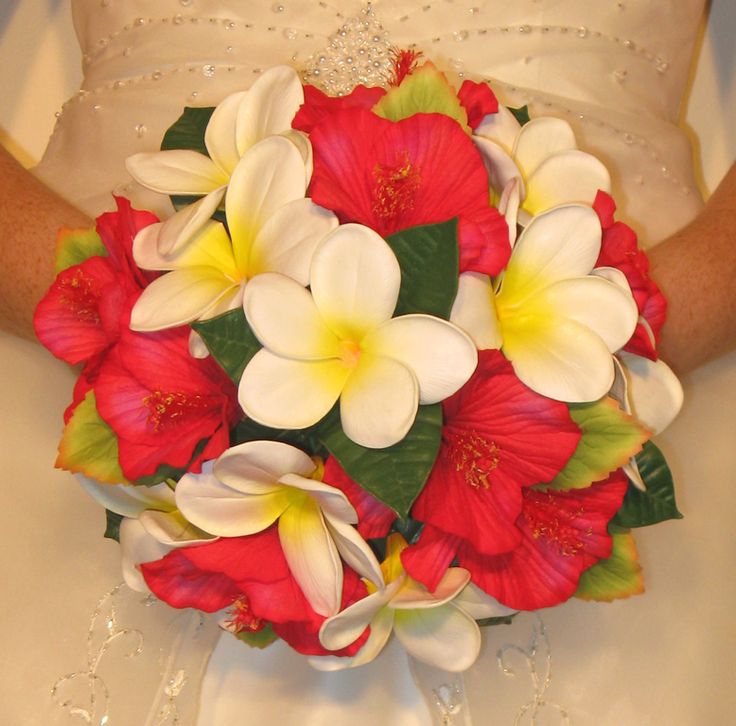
[{"x1": 35, "y1": 54, "x2": 683, "y2": 672}]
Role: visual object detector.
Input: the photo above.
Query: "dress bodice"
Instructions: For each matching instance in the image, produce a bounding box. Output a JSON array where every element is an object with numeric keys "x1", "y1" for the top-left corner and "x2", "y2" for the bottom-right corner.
[{"x1": 38, "y1": 0, "x2": 706, "y2": 244}]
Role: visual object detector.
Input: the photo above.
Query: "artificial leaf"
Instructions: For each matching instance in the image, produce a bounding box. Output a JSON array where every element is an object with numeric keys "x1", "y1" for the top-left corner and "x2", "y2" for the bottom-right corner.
[
  {"x1": 546, "y1": 397, "x2": 648, "y2": 490},
  {"x1": 613, "y1": 441, "x2": 683, "y2": 528},
  {"x1": 387, "y1": 220, "x2": 459, "y2": 320},
  {"x1": 509, "y1": 105, "x2": 531, "y2": 127},
  {"x1": 57, "y1": 391, "x2": 128, "y2": 484},
  {"x1": 317, "y1": 404, "x2": 442, "y2": 519},
  {"x1": 575, "y1": 531, "x2": 644, "y2": 601},
  {"x1": 161, "y1": 106, "x2": 215, "y2": 155},
  {"x1": 233, "y1": 418, "x2": 328, "y2": 459},
  {"x1": 476, "y1": 613, "x2": 518, "y2": 628},
  {"x1": 104, "y1": 509, "x2": 123, "y2": 542},
  {"x1": 192, "y1": 307, "x2": 261, "y2": 384},
  {"x1": 373, "y1": 63, "x2": 470, "y2": 132},
  {"x1": 235, "y1": 623, "x2": 279, "y2": 649},
  {"x1": 54, "y1": 226, "x2": 106, "y2": 274}
]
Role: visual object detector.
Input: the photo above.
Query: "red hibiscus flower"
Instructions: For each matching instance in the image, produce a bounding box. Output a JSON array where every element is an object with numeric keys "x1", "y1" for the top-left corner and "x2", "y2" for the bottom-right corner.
[
  {"x1": 302, "y1": 108, "x2": 510, "y2": 276},
  {"x1": 94, "y1": 326, "x2": 239, "y2": 480},
  {"x1": 457, "y1": 79, "x2": 499, "y2": 130},
  {"x1": 402, "y1": 350, "x2": 581, "y2": 591},
  {"x1": 141, "y1": 526, "x2": 370, "y2": 657},
  {"x1": 594, "y1": 191, "x2": 667, "y2": 359}
]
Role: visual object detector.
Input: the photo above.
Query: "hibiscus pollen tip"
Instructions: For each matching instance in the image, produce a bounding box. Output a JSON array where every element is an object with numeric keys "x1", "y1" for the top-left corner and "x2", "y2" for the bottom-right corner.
[
  {"x1": 143, "y1": 390, "x2": 208, "y2": 432},
  {"x1": 225, "y1": 596, "x2": 264, "y2": 634},
  {"x1": 446, "y1": 430, "x2": 500, "y2": 490},
  {"x1": 371, "y1": 153, "x2": 421, "y2": 222}
]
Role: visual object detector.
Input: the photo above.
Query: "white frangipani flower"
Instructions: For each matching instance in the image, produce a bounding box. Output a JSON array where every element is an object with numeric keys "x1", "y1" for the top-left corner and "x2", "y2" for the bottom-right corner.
[
  {"x1": 313, "y1": 534, "x2": 482, "y2": 672},
  {"x1": 472, "y1": 107, "x2": 611, "y2": 223},
  {"x1": 239, "y1": 224, "x2": 478, "y2": 448},
  {"x1": 174, "y1": 440, "x2": 383, "y2": 618},
  {"x1": 125, "y1": 65, "x2": 307, "y2": 252},
  {"x1": 130, "y1": 135, "x2": 338, "y2": 331},
  {"x1": 450, "y1": 204, "x2": 638, "y2": 402}
]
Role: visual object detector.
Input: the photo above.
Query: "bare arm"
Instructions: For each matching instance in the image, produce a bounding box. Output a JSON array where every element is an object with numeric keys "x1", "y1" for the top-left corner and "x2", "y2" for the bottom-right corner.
[
  {"x1": 0, "y1": 144, "x2": 91, "y2": 339},
  {"x1": 648, "y1": 163, "x2": 736, "y2": 373}
]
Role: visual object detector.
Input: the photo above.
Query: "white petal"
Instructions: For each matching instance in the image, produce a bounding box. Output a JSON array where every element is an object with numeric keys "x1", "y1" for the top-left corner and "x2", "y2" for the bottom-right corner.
[
  {"x1": 391, "y1": 567, "x2": 470, "y2": 610},
  {"x1": 119, "y1": 518, "x2": 172, "y2": 593},
  {"x1": 452, "y1": 582, "x2": 517, "y2": 620},
  {"x1": 472, "y1": 137, "x2": 524, "y2": 197},
  {"x1": 340, "y1": 353, "x2": 419, "y2": 449},
  {"x1": 500, "y1": 204, "x2": 602, "y2": 303},
  {"x1": 512, "y1": 117, "x2": 577, "y2": 179},
  {"x1": 129, "y1": 268, "x2": 236, "y2": 331},
  {"x1": 226, "y1": 136, "x2": 308, "y2": 272},
  {"x1": 310, "y1": 224, "x2": 401, "y2": 341},
  {"x1": 279, "y1": 501, "x2": 342, "y2": 617},
  {"x1": 280, "y1": 129, "x2": 313, "y2": 182},
  {"x1": 175, "y1": 469, "x2": 289, "y2": 537},
  {"x1": 531, "y1": 276, "x2": 638, "y2": 353},
  {"x1": 239, "y1": 349, "x2": 350, "y2": 429},
  {"x1": 394, "y1": 603, "x2": 481, "y2": 672},
  {"x1": 325, "y1": 514, "x2": 384, "y2": 586},
  {"x1": 205, "y1": 90, "x2": 247, "y2": 174},
  {"x1": 188, "y1": 329, "x2": 210, "y2": 359},
  {"x1": 363, "y1": 315, "x2": 478, "y2": 404},
  {"x1": 278, "y1": 473, "x2": 357, "y2": 523},
  {"x1": 235, "y1": 65, "x2": 304, "y2": 154},
  {"x1": 126, "y1": 150, "x2": 228, "y2": 195},
  {"x1": 619, "y1": 352, "x2": 684, "y2": 435},
  {"x1": 498, "y1": 177, "x2": 522, "y2": 246},
  {"x1": 319, "y1": 585, "x2": 397, "y2": 651},
  {"x1": 138, "y1": 509, "x2": 215, "y2": 546},
  {"x1": 524, "y1": 149, "x2": 611, "y2": 214},
  {"x1": 249, "y1": 198, "x2": 338, "y2": 284},
  {"x1": 450, "y1": 272, "x2": 503, "y2": 350},
  {"x1": 76, "y1": 477, "x2": 175, "y2": 518},
  {"x1": 215, "y1": 440, "x2": 316, "y2": 490},
  {"x1": 502, "y1": 314, "x2": 615, "y2": 402},
  {"x1": 473, "y1": 104, "x2": 521, "y2": 151},
  {"x1": 243, "y1": 273, "x2": 340, "y2": 359}
]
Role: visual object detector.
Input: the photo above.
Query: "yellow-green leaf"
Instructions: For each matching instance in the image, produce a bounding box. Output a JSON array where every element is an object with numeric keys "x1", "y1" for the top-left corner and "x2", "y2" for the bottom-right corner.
[
  {"x1": 575, "y1": 531, "x2": 644, "y2": 602},
  {"x1": 373, "y1": 63, "x2": 469, "y2": 132},
  {"x1": 54, "y1": 226, "x2": 106, "y2": 274},
  {"x1": 235, "y1": 623, "x2": 279, "y2": 649},
  {"x1": 56, "y1": 391, "x2": 128, "y2": 484},
  {"x1": 546, "y1": 397, "x2": 648, "y2": 490}
]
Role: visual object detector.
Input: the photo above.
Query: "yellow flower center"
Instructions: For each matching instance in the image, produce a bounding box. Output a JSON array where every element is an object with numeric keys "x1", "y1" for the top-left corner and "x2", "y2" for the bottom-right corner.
[{"x1": 338, "y1": 339, "x2": 362, "y2": 368}]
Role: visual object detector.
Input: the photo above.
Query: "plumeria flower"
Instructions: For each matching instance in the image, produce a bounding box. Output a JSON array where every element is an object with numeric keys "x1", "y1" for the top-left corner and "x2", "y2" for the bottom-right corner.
[
  {"x1": 314, "y1": 534, "x2": 482, "y2": 672},
  {"x1": 125, "y1": 65, "x2": 307, "y2": 252},
  {"x1": 472, "y1": 107, "x2": 610, "y2": 223},
  {"x1": 130, "y1": 135, "x2": 337, "y2": 331},
  {"x1": 174, "y1": 440, "x2": 383, "y2": 617},
  {"x1": 239, "y1": 224, "x2": 478, "y2": 448},
  {"x1": 77, "y1": 474, "x2": 215, "y2": 592},
  {"x1": 451, "y1": 204, "x2": 638, "y2": 402}
]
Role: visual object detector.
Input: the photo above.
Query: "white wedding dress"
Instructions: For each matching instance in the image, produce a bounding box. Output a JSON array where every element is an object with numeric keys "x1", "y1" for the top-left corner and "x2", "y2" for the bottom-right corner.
[{"x1": 2, "y1": 1, "x2": 735, "y2": 724}]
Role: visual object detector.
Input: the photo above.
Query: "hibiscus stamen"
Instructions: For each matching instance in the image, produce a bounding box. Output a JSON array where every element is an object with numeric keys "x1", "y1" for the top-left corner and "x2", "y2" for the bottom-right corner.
[
  {"x1": 59, "y1": 270, "x2": 101, "y2": 324},
  {"x1": 446, "y1": 430, "x2": 500, "y2": 489},
  {"x1": 388, "y1": 48, "x2": 423, "y2": 87},
  {"x1": 225, "y1": 596, "x2": 264, "y2": 634},
  {"x1": 523, "y1": 491, "x2": 585, "y2": 557},
  {"x1": 143, "y1": 390, "x2": 207, "y2": 432},
  {"x1": 372, "y1": 152, "x2": 421, "y2": 222}
]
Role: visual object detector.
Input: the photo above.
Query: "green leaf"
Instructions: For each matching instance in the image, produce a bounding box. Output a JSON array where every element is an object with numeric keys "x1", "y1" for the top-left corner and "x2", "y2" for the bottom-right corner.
[
  {"x1": 192, "y1": 307, "x2": 261, "y2": 384},
  {"x1": 476, "y1": 613, "x2": 518, "y2": 628},
  {"x1": 104, "y1": 509, "x2": 123, "y2": 543},
  {"x1": 387, "y1": 220, "x2": 459, "y2": 320},
  {"x1": 316, "y1": 404, "x2": 442, "y2": 519},
  {"x1": 161, "y1": 106, "x2": 215, "y2": 154},
  {"x1": 233, "y1": 418, "x2": 327, "y2": 459},
  {"x1": 57, "y1": 391, "x2": 129, "y2": 484},
  {"x1": 575, "y1": 531, "x2": 644, "y2": 601},
  {"x1": 235, "y1": 623, "x2": 279, "y2": 649},
  {"x1": 54, "y1": 227, "x2": 106, "y2": 273},
  {"x1": 509, "y1": 105, "x2": 531, "y2": 126},
  {"x1": 546, "y1": 397, "x2": 648, "y2": 491},
  {"x1": 612, "y1": 441, "x2": 683, "y2": 528},
  {"x1": 373, "y1": 64, "x2": 470, "y2": 131}
]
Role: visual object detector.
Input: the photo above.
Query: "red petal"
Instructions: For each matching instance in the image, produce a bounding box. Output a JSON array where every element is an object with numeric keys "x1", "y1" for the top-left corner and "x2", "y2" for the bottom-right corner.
[
  {"x1": 401, "y1": 524, "x2": 460, "y2": 593},
  {"x1": 457, "y1": 80, "x2": 499, "y2": 130},
  {"x1": 593, "y1": 189, "x2": 617, "y2": 229},
  {"x1": 293, "y1": 84, "x2": 386, "y2": 135}
]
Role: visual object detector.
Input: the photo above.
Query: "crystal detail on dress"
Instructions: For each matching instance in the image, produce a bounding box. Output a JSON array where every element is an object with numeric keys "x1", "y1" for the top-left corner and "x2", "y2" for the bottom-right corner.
[
  {"x1": 302, "y1": 3, "x2": 393, "y2": 95},
  {"x1": 497, "y1": 615, "x2": 571, "y2": 725},
  {"x1": 409, "y1": 656, "x2": 470, "y2": 726}
]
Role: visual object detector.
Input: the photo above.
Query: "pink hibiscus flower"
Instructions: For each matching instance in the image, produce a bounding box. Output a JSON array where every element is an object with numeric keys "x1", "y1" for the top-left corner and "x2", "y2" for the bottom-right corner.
[
  {"x1": 94, "y1": 326, "x2": 239, "y2": 480},
  {"x1": 594, "y1": 191, "x2": 667, "y2": 360},
  {"x1": 141, "y1": 526, "x2": 370, "y2": 657},
  {"x1": 302, "y1": 108, "x2": 510, "y2": 276}
]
